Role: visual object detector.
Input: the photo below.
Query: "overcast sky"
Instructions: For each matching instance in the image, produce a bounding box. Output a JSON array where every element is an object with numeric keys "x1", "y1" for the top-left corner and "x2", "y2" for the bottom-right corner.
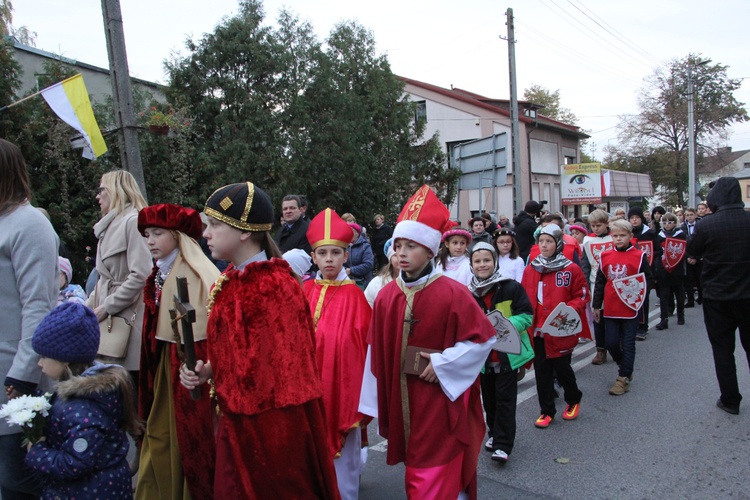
[{"x1": 13, "y1": 0, "x2": 750, "y2": 158}]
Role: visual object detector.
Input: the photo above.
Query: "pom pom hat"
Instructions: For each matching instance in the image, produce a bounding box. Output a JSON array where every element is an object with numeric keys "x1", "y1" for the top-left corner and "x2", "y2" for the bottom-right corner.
[
  {"x1": 307, "y1": 208, "x2": 354, "y2": 249},
  {"x1": 58, "y1": 256, "x2": 73, "y2": 284},
  {"x1": 392, "y1": 185, "x2": 454, "y2": 255},
  {"x1": 204, "y1": 182, "x2": 274, "y2": 232},
  {"x1": 138, "y1": 203, "x2": 204, "y2": 241},
  {"x1": 33, "y1": 303, "x2": 100, "y2": 364}
]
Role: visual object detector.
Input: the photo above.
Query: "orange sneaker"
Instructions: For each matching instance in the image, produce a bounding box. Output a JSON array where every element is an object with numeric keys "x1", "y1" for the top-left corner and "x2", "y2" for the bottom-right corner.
[
  {"x1": 534, "y1": 414, "x2": 553, "y2": 429},
  {"x1": 562, "y1": 403, "x2": 580, "y2": 420}
]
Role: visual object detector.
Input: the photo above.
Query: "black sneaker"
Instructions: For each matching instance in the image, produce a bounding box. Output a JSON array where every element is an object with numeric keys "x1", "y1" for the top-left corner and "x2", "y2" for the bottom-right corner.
[
  {"x1": 716, "y1": 399, "x2": 740, "y2": 415},
  {"x1": 636, "y1": 331, "x2": 647, "y2": 341}
]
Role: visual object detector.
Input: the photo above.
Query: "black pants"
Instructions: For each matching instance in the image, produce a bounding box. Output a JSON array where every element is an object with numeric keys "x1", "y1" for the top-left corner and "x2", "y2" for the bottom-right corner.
[
  {"x1": 685, "y1": 261, "x2": 703, "y2": 303},
  {"x1": 702, "y1": 299, "x2": 750, "y2": 408},
  {"x1": 533, "y1": 337, "x2": 582, "y2": 417},
  {"x1": 480, "y1": 367, "x2": 517, "y2": 454},
  {"x1": 638, "y1": 291, "x2": 650, "y2": 332},
  {"x1": 659, "y1": 280, "x2": 685, "y2": 321},
  {"x1": 593, "y1": 310, "x2": 606, "y2": 349}
]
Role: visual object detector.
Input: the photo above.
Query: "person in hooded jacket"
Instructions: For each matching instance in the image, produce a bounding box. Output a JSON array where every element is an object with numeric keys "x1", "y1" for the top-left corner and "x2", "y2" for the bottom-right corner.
[
  {"x1": 521, "y1": 225, "x2": 589, "y2": 429},
  {"x1": 687, "y1": 177, "x2": 750, "y2": 415},
  {"x1": 25, "y1": 303, "x2": 142, "y2": 500}
]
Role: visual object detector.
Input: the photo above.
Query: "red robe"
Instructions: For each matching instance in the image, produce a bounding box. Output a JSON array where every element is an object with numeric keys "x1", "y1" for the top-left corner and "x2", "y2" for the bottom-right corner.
[
  {"x1": 207, "y1": 259, "x2": 339, "y2": 499},
  {"x1": 139, "y1": 266, "x2": 215, "y2": 500},
  {"x1": 368, "y1": 275, "x2": 495, "y2": 494},
  {"x1": 303, "y1": 278, "x2": 371, "y2": 459}
]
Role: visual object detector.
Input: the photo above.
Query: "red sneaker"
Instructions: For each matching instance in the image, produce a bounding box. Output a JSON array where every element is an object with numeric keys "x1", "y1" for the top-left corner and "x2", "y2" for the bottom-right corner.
[
  {"x1": 562, "y1": 403, "x2": 580, "y2": 420},
  {"x1": 534, "y1": 414, "x2": 553, "y2": 428}
]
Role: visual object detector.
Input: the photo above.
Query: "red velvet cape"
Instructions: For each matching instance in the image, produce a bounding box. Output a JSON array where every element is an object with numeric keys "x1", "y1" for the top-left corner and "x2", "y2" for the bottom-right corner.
[
  {"x1": 208, "y1": 259, "x2": 339, "y2": 499},
  {"x1": 303, "y1": 279, "x2": 371, "y2": 458},
  {"x1": 368, "y1": 275, "x2": 495, "y2": 470}
]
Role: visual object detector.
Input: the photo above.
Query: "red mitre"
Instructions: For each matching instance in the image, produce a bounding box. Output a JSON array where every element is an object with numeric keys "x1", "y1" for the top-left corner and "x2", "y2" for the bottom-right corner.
[
  {"x1": 392, "y1": 185, "x2": 453, "y2": 255},
  {"x1": 307, "y1": 208, "x2": 353, "y2": 250},
  {"x1": 138, "y1": 203, "x2": 203, "y2": 241}
]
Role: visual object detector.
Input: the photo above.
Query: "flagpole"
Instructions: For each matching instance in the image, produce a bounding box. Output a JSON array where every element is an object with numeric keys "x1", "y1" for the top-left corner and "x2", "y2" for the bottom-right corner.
[{"x1": 0, "y1": 89, "x2": 44, "y2": 113}]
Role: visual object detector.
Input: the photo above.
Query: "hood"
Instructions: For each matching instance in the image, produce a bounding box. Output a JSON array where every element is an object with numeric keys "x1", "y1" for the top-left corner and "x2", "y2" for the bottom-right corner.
[
  {"x1": 706, "y1": 177, "x2": 743, "y2": 212},
  {"x1": 56, "y1": 362, "x2": 130, "y2": 421}
]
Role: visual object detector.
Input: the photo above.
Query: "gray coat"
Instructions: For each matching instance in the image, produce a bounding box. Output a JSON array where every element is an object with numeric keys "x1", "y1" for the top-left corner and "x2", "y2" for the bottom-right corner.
[
  {"x1": 86, "y1": 207, "x2": 150, "y2": 371},
  {"x1": 0, "y1": 203, "x2": 58, "y2": 435}
]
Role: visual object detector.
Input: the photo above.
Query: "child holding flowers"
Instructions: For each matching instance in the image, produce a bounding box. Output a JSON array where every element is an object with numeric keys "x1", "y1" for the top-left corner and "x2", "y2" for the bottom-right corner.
[{"x1": 24, "y1": 302, "x2": 142, "y2": 499}]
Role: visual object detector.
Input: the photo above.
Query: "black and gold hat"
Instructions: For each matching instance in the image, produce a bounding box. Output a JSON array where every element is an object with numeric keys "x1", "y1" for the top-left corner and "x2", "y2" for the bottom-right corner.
[{"x1": 204, "y1": 182, "x2": 274, "y2": 232}]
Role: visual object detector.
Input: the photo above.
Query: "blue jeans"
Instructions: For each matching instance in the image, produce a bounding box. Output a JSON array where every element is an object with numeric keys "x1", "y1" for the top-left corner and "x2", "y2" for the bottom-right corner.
[
  {"x1": 0, "y1": 432, "x2": 41, "y2": 499},
  {"x1": 604, "y1": 318, "x2": 638, "y2": 378}
]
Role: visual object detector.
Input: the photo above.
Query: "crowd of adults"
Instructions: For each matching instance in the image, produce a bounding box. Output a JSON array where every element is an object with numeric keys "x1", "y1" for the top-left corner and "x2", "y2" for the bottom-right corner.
[{"x1": 2, "y1": 130, "x2": 750, "y2": 498}]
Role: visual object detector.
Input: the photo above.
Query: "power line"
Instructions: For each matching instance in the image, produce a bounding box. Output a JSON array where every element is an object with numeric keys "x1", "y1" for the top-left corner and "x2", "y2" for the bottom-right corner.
[
  {"x1": 537, "y1": 0, "x2": 656, "y2": 72},
  {"x1": 567, "y1": 0, "x2": 663, "y2": 67},
  {"x1": 516, "y1": 20, "x2": 644, "y2": 86}
]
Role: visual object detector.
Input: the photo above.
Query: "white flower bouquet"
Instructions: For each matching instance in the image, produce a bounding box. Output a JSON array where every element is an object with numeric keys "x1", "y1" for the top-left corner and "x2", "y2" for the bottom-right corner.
[{"x1": 0, "y1": 393, "x2": 52, "y2": 446}]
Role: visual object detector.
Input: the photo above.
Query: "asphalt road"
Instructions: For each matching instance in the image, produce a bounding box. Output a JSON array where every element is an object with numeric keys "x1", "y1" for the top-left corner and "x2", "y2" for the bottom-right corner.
[{"x1": 360, "y1": 294, "x2": 750, "y2": 499}]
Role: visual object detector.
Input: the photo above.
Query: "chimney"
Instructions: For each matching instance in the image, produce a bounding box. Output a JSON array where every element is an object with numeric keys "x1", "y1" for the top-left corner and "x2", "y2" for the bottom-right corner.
[{"x1": 717, "y1": 146, "x2": 732, "y2": 156}]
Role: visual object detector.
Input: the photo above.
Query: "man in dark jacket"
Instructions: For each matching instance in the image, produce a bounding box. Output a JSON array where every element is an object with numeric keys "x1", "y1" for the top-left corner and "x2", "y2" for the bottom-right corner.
[
  {"x1": 274, "y1": 195, "x2": 312, "y2": 254},
  {"x1": 514, "y1": 201, "x2": 542, "y2": 262},
  {"x1": 687, "y1": 177, "x2": 750, "y2": 415}
]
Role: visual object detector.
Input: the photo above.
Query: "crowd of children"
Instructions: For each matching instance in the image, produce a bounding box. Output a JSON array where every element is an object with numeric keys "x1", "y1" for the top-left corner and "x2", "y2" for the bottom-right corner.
[{"x1": 9, "y1": 175, "x2": 705, "y2": 499}]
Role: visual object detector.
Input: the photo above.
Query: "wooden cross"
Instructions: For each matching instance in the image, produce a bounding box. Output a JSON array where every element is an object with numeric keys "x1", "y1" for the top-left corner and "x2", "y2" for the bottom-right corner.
[
  {"x1": 172, "y1": 276, "x2": 201, "y2": 400},
  {"x1": 405, "y1": 317, "x2": 420, "y2": 337}
]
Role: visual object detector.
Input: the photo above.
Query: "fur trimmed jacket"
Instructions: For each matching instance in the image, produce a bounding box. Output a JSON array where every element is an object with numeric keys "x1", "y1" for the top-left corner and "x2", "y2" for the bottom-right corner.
[{"x1": 25, "y1": 363, "x2": 136, "y2": 500}]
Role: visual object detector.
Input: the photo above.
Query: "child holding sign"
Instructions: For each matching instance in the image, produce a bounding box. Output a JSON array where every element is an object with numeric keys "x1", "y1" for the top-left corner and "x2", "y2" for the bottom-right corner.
[
  {"x1": 521, "y1": 225, "x2": 589, "y2": 429},
  {"x1": 469, "y1": 242, "x2": 533, "y2": 463}
]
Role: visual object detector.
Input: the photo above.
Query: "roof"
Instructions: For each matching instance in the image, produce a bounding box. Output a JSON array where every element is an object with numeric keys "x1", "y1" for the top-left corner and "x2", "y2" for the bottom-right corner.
[
  {"x1": 698, "y1": 148, "x2": 750, "y2": 174},
  {"x1": 398, "y1": 76, "x2": 588, "y2": 139},
  {"x1": 731, "y1": 167, "x2": 750, "y2": 180},
  {"x1": 7, "y1": 37, "x2": 164, "y2": 90}
]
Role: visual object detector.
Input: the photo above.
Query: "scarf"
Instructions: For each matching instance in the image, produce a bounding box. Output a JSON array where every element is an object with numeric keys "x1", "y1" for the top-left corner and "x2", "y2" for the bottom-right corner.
[
  {"x1": 93, "y1": 206, "x2": 122, "y2": 239},
  {"x1": 530, "y1": 252, "x2": 571, "y2": 273},
  {"x1": 469, "y1": 269, "x2": 509, "y2": 297}
]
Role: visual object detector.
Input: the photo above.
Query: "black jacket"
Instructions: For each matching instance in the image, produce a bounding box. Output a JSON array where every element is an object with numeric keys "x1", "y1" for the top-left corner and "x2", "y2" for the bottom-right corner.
[
  {"x1": 513, "y1": 212, "x2": 538, "y2": 261},
  {"x1": 370, "y1": 223, "x2": 393, "y2": 257},
  {"x1": 687, "y1": 177, "x2": 750, "y2": 301},
  {"x1": 273, "y1": 218, "x2": 312, "y2": 254}
]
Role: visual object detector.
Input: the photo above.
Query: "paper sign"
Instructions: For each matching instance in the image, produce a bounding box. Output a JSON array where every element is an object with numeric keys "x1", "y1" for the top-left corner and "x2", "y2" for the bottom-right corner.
[
  {"x1": 541, "y1": 303, "x2": 582, "y2": 337},
  {"x1": 486, "y1": 310, "x2": 521, "y2": 355}
]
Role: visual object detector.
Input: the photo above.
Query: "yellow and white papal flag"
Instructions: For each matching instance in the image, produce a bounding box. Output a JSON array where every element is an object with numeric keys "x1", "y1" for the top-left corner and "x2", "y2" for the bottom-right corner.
[{"x1": 41, "y1": 74, "x2": 107, "y2": 159}]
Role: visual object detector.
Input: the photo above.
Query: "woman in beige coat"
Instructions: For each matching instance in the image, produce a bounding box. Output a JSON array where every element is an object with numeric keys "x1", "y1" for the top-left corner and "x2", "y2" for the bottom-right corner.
[{"x1": 86, "y1": 170, "x2": 151, "y2": 373}]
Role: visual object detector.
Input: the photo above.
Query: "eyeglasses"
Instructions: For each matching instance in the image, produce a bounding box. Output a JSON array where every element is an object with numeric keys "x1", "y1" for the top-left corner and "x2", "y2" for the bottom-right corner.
[{"x1": 96, "y1": 186, "x2": 106, "y2": 195}]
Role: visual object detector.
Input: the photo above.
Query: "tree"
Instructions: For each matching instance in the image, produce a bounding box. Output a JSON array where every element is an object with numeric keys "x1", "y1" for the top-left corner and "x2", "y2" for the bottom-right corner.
[
  {"x1": 167, "y1": 1, "x2": 457, "y2": 223},
  {"x1": 1, "y1": 0, "x2": 37, "y2": 46},
  {"x1": 612, "y1": 55, "x2": 747, "y2": 206},
  {"x1": 523, "y1": 84, "x2": 578, "y2": 125}
]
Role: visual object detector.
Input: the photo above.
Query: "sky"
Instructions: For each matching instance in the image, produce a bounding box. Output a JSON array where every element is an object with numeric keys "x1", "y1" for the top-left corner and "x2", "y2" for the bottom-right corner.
[{"x1": 12, "y1": 0, "x2": 750, "y2": 159}]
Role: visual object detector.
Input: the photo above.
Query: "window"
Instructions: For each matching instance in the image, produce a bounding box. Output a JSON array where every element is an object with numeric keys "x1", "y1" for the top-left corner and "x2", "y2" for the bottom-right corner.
[
  {"x1": 524, "y1": 108, "x2": 537, "y2": 119},
  {"x1": 564, "y1": 156, "x2": 576, "y2": 165},
  {"x1": 414, "y1": 101, "x2": 427, "y2": 124}
]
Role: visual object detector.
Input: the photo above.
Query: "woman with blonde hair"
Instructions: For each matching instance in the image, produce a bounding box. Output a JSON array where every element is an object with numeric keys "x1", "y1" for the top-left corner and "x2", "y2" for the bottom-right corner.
[{"x1": 86, "y1": 170, "x2": 151, "y2": 379}]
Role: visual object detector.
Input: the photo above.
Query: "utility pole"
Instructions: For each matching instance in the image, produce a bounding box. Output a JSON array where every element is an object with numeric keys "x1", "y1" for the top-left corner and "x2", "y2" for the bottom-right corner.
[
  {"x1": 505, "y1": 8, "x2": 523, "y2": 215},
  {"x1": 101, "y1": 0, "x2": 147, "y2": 200}
]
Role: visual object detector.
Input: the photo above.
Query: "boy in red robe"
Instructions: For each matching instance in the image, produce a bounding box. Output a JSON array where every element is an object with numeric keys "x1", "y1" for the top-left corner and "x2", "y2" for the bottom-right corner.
[
  {"x1": 180, "y1": 182, "x2": 340, "y2": 499},
  {"x1": 304, "y1": 208, "x2": 372, "y2": 499},
  {"x1": 360, "y1": 185, "x2": 497, "y2": 500}
]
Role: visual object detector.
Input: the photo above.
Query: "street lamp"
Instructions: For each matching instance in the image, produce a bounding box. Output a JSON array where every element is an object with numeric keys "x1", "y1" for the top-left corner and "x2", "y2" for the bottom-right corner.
[{"x1": 687, "y1": 58, "x2": 710, "y2": 207}]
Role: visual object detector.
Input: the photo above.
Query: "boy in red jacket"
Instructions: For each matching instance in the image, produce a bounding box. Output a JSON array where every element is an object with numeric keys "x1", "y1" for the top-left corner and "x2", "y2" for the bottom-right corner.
[{"x1": 521, "y1": 225, "x2": 589, "y2": 429}]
